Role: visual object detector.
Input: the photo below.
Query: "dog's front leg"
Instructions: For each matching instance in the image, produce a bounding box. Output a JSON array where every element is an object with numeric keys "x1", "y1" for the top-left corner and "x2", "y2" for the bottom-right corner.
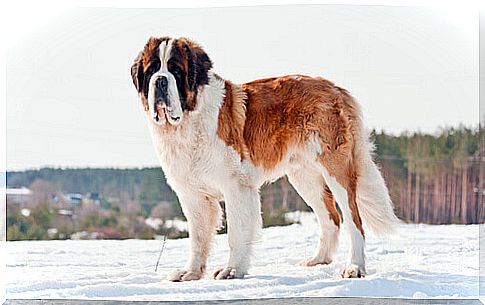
[
  {"x1": 168, "y1": 192, "x2": 221, "y2": 282},
  {"x1": 214, "y1": 186, "x2": 262, "y2": 280}
]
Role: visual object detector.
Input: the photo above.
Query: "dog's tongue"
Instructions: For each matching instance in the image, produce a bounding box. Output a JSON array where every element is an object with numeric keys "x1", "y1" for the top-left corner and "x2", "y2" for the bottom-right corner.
[
  {"x1": 155, "y1": 103, "x2": 164, "y2": 118},
  {"x1": 155, "y1": 103, "x2": 173, "y2": 119}
]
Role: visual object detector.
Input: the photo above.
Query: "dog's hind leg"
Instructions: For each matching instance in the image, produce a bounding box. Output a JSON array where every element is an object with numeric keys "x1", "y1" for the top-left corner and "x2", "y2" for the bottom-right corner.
[
  {"x1": 287, "y1": 169, "x2": 340, "y2": 266},
  {"x1": 214, "y1": 186, "x2": 262, "y2": 279},
  {"x1": 318, "y1": 158, "x2": 366, "y2": 278},
  {"x1": 167, "y1": 192, "x2": 221, "y2": 282}
]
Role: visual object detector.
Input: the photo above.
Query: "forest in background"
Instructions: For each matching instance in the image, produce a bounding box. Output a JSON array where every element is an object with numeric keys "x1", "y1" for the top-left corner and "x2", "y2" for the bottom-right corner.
[
  {"x1": 5, "y1": 126, "x2": 484, "y2": 241},
  {"x1": 372, "y1": 126, "x2": 483, "y2": 224}
]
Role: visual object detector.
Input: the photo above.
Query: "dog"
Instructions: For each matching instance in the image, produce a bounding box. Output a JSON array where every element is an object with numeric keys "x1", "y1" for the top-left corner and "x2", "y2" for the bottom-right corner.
[{"x1": 130, "y1": 36, "x2": 398, "y2": 281}]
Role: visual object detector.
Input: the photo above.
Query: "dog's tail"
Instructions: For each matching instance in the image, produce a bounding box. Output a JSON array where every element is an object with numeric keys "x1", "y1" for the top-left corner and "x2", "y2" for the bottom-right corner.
[{"x1": 353, "y1": 115, "x2": 400, "y2": 236}]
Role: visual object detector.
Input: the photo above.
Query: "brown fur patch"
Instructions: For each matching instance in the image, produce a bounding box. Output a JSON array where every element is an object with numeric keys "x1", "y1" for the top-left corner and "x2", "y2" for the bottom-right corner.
[
  {"x1": 216, "y1": 75, "x2": 356, "y2": 168},
  {"x1": 140, "y1": 95, "x2": 149, "y2": 112},
  {"x1": 217, "y1": 80, "x2": 248, "y2": 159},
  {"x1": 323, "y1": 184, "x2": 340, "y2": 227},
  {"x1": 240, "y1": 75, "x2": 358, "y2": 170},
  {"x1": 173, "y1": 37, "x2": 213, "y2": 110},
  {"x1": 346, "y1": 171, "x2": 365, "y2": 237},
  {"x1": 142, "y1": 37, "x2": 167, "y2": 70},
  {"x1": 216, "y1": 74, "x2": 365, "y2": 236},
  {"x1": 171, "y1": 38, "x2": 196, "y2": 110},
  {"x1": 313, "y1": 88, "x2": 364, "y2": 237}
]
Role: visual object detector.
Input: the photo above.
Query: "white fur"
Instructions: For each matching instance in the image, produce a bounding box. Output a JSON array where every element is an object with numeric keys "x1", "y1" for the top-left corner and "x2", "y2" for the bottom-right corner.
[
  {"x1": 159, "y1": 39, "x2": 173, "y2": 68},
  {"x1": 145, "y1": 71, "x2": 396, "y2": 281},
  {"x1": 353, "y1": 129, "x2": 400, "y2": 236},
  {"x1": 287, "y1": 168, "x2": 339, "y2": 266},
  {"x1": 147, "y1": 73, "x2": 262, "y2": 279}
]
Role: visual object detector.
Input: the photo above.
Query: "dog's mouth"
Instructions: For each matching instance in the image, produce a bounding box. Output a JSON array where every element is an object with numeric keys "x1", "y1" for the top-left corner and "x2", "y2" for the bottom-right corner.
[{"x1": 153, "y1": 101, "x2": 181, "y2": 125}]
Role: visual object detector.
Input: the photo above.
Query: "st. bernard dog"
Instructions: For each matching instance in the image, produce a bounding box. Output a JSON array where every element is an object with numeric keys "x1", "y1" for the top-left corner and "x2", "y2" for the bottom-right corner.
[{"x1": 131, "y1": 36, "x2": 398, "y2": 281}]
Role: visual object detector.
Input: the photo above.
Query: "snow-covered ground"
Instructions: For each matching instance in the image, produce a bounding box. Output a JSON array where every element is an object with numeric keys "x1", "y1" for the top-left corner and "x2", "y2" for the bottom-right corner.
[{"x1": 5, "y1": 213, "x2": 479, "y2": 301}]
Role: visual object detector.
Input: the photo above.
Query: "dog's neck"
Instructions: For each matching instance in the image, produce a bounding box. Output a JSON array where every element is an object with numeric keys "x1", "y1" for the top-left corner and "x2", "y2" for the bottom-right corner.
[{"x1": 194, "y1": 71, "x2": 226, "y2": 116}]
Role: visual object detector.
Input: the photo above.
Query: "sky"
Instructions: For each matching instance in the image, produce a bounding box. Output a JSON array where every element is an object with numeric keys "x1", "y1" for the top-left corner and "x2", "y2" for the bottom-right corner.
[{"x1": 6, "y1": 5, "x2": 479, "y2": 170}]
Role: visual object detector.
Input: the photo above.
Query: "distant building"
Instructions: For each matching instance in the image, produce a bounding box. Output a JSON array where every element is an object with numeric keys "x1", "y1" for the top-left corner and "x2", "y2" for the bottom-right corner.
[
  {"x1": 87, "y1": 192, "x2": 101, "y2": 205},
  {"x1": 64, "y1": 193, "x2": 83, "y2": 205},
  {"x1": 6, "y1": 187, "x2": 33, "y2": 207},
  {"x1": 58, "y1": 209, "x2": 74, "y2": 216}
]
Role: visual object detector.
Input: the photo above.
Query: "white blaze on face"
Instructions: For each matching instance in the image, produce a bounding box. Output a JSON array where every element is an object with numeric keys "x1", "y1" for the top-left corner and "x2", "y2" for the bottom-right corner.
[{"x1": 147, "y1": 39, "x2": 184, "y2": 126}]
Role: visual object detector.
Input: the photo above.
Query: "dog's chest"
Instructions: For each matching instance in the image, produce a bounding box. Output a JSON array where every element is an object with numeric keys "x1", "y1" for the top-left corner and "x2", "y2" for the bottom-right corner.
[{"x1": 152, "y1": 123, "x2": 224, "y2": 192}]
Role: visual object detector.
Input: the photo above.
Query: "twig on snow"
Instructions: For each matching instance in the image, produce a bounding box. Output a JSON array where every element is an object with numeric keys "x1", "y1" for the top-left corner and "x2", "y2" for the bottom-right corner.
[{"x1": 154, "y1": 235, "x2": 167, "y2": 272}]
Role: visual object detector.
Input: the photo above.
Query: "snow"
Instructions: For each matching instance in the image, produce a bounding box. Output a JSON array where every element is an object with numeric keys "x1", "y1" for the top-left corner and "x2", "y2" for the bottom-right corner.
[
  {"x1": 163, "y1": 219, "x2": 188, "y2": 232},
  {"x1": 145, "y1": 218, "x2": 188, "y2": 232},
  {"x1": 5, "y1": 187, "x2": 32, "y2": 195},
  {"x1": 5, "y1": 213, "x2": 479, "y2": 301},
  {"x1": 144, "y1": 217, "x2": 163, "y2": 230}
]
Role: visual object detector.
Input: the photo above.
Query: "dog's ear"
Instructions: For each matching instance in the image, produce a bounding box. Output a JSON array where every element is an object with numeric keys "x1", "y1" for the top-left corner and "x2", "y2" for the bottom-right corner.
[
  {"x1": 184, "y1": 41, "x2": 213, "y2": 91},
  {"x1": 131, "y1": 52, "x2": 144, "y2": 93}
]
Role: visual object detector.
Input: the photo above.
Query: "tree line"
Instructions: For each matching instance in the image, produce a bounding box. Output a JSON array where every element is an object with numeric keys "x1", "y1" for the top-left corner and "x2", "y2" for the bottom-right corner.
[
  {"x1": 372, "y1": 126, "x2": 483, "y2": 224},
  {"x1": 7, "y1": 126, "x2": 484, "y2": 225}
]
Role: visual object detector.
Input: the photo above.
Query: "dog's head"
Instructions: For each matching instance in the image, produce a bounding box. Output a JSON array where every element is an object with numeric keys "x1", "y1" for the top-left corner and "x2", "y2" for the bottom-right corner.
[{"x1": 131, "y1": 36, "x2": 212, "y2": 126}]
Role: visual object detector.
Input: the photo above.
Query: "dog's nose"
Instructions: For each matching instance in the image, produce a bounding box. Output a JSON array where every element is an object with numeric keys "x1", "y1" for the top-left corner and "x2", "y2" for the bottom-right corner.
[{"x1": 155, "y1": 76, "x2": 168, "y2": 93}]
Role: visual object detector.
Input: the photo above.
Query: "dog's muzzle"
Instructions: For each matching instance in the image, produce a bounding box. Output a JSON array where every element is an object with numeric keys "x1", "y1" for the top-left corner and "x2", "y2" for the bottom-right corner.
[{"x1": 153, "y1": 76, "x2": 181, "y2": 124}]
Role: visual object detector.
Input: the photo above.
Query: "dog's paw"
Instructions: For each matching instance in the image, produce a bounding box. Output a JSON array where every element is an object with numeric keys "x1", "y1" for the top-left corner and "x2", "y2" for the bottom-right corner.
[
  {"x1": 340, "y1": 264, "x2": 365, "y2": 278},
  {"x1": 167, "y1": 269, "x2": 203, "y2": 282},
  {"x1": 213, "y1": 267, "x2": 244, "y2": 280},
  {"x1": 298, "y1": 257, "x2": 332, "y2": 267}
]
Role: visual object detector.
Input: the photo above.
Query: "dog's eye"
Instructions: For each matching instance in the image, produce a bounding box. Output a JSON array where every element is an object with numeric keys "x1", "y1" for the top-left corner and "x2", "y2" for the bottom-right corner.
[
  {"x1": 145, "y1": 62, "x2": 160, "y2": 76},
  {"x1": 169, "y1": 63, "x2": 182, "y2": 77}
]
